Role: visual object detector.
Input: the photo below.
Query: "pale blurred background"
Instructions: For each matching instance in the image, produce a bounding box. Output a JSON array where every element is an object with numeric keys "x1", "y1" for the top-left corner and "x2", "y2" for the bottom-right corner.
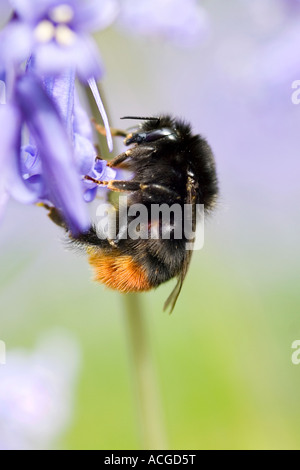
[{"x1": 1, "y1": 0, "x2": 300, "y2": 449}]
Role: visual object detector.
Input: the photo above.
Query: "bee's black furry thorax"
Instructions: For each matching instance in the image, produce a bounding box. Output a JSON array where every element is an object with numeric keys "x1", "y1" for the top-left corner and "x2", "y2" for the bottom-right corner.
[{"x1": 124, "y1": 114, "x2": 218, "y2": 211}]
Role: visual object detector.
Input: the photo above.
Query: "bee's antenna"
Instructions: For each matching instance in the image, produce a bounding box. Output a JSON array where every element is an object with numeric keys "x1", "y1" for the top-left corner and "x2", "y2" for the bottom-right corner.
[{"x1": 121, "y1": 116, "x2": 160, "y2": 123}]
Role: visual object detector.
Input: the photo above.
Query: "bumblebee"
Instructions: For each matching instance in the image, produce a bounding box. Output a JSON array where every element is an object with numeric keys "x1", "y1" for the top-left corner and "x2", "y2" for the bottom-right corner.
[{"x1": 72, "y1": 114, "x2": 219, "y2": 313}]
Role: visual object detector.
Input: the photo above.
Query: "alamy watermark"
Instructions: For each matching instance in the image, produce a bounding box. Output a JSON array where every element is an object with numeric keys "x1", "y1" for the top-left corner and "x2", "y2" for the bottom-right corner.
[
  {"x1": 291, "y1": 80, "x2": 300, "y2": 104},
  {"x1": 0, "y1": 340, "x2": 6, "y2": 365},
  {"x1": 95, "y1": 196, "x2": 205, "y2": 250},
  {"x1": 291, "y1": 340, "x2": 300, "y2": 365}
]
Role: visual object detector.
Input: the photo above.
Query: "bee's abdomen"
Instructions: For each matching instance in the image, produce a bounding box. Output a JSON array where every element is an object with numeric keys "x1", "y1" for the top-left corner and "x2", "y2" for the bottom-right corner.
[{"x1": 87, "y1": 249, "x2": 152, "y2": 292}]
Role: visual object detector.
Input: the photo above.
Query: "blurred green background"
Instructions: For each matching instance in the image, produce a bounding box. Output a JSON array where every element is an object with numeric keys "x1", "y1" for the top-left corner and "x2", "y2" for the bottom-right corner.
[{"x1": 1, "y1": 0, "x2": 300, "y2": 450}]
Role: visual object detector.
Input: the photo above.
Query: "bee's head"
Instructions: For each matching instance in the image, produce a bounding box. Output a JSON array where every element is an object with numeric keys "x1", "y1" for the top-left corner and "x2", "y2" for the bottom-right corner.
[{"x1": 121, "y1": 115, "x2": 180, "y2": 145}]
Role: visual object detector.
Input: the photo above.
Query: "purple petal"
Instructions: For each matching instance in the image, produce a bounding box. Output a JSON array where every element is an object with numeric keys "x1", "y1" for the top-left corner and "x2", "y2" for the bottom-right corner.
[
  {"x1": 21, "y1": 144, "x2": 41, "y2": 174},
  {"x1": 73, "y1": 93, "x2": 93, "y2": 141},
  {"x1": 0, "y1": 21, "x2": 33, "y2": 69},
  {"x1": 0, "y1": 104, "x2": 38, "y2": 203},
  {"x1": 10, "y1": 0, "x2": 55, "y2": 23},
  {"x1": 72, "y1": 36, "x2": 104, "y2": 81},
  {"x1": 83, "y1": 187, "x2": 97, "y2": 203},
  {"x1": 24, "y1": 174, "x2": 47, "y2": 199},
  {"x1": 94, "y1": 160, "x2": 116, "y2": 180},
  {"x1": 73, "y1": 93, "x2": 99, "y2": 173},
  {"x1": 74, "y1": 133, "x2": 96, "y2": 174},
  {"x1": 43, "y1": 69, "x2": 75, "y2": 137},
  {"x1": 104, "y1": 166, "x2": 116, "y2": 180},
  {"x1": 82, "y1": 159, "x2": 115, "y2": 198},
  {"x1": 94, "y1": 159, "x2": 106, "y2": 174},
  {"x1": 34, "y1": 35, "x2": 103, "y2": 81},
  {"x1": 11, "y1": 0, "x2": 118, "y2": 31},
  {"x1": 15, "y1": 74, "x2": 90, "y2": 235}
]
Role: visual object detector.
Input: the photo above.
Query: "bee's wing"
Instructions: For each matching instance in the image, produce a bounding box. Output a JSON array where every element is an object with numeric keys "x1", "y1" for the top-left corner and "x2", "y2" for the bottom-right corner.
[{"x1": 163, "y1": 175, "x2": 198, "y2": 314}]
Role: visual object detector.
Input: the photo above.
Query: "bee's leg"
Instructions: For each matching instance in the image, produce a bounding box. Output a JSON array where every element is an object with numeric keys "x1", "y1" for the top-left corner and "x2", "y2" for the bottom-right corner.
[
  {"x1": 93, "y1": 153, "x2": 128, "y2": 169},
  {"x1": 92, "y1": 119, "x2": 127, "y2": 138},
  {"x1": 94, "y1": 149, "x2": 132, "y2": 170},
  {"x1": 106, "y1": 150, "x2": 131, "y2": 168},
  {"x1": 84, "y1": 176, "x2": 143, "y2": 193},
  {"x1": 84, "y1": 178, "x2": 182, "y2": 199},
  {"x1": 107, "y1": 147, "x2": 156, "y2": 169}
]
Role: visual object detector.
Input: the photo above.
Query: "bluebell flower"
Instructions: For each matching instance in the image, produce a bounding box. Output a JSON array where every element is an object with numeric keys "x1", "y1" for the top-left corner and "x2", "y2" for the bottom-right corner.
[
  {"x1": 0, "y1": 70, "x2": 116, "y2": 235},
  {"x1": 0, "y1": 72, "x2": 89, "y2": 234},
  {"x1": 118, "y1": 0, "x2": 209, "y2": 47},
  {"x1": 23, "y1": 71, "x2": 116, "y2": 208},
  {"x1": 0, "y1": 0, "x2": 117, "y2": 234},
  {"x1": 1, "y1": 0, "x2": 118, "y2": 80}
]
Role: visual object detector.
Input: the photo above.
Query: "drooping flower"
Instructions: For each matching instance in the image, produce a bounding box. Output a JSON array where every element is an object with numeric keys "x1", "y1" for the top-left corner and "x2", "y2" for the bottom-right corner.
[
  {"x1": 24, "y1": 72, "x2": 115, "y2": 208},
  {"x1": 0, "y1": 73, "x2": 87, "y2": 234},
  {"x1": 0, "y1": 0, "x2": 117, "y2": 234},
  {"x1": 0, "y1": 70, "x2": 116, "y2": 235}
]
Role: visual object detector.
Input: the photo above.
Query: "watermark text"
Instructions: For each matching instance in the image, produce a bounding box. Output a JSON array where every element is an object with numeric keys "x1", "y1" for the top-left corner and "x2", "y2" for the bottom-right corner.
[
  {"x1": 95, "y1": 196, "x2": 205, "y2": 250},
  {"x1": 291, "y1": 80, "x2": 300, "y2": 104}
]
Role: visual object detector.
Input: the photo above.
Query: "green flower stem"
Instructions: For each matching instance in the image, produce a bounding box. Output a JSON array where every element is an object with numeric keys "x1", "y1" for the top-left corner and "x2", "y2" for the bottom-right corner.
[{"x1": 124, "y1": 293, "x2": 168, "y2": 450}]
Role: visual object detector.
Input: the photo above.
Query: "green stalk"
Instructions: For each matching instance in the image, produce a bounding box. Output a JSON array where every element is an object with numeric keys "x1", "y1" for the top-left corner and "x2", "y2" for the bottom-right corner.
[{"x1": 124, "y1": 293, "x2": 168, "y2": 450}]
